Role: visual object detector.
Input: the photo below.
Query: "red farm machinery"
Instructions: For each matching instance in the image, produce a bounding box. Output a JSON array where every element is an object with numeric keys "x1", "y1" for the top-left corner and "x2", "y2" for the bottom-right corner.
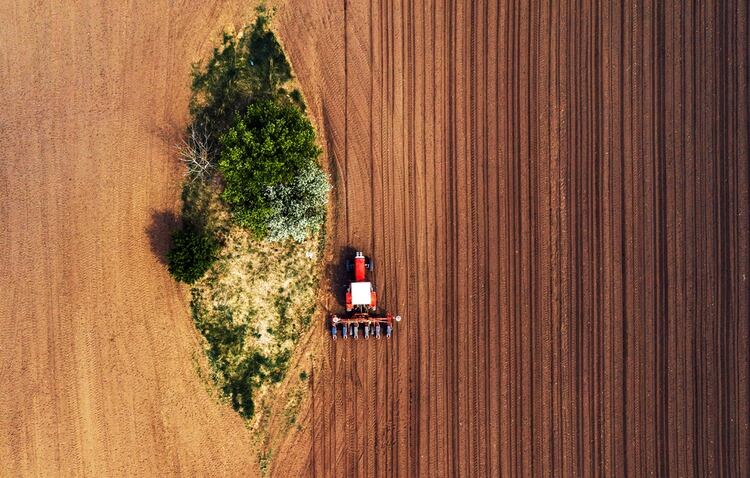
[{"x1": 329, "y1": 251, "x2": 401, "y2": 339}]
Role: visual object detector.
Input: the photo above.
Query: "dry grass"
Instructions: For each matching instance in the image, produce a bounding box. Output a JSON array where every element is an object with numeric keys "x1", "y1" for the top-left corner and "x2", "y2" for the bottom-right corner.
[
  {"x1": 185, "y1": 180, "x2": 322, "y2": 424},
  {"x1": 204, "y1": 225, "x2": 321, "y2": 351}
]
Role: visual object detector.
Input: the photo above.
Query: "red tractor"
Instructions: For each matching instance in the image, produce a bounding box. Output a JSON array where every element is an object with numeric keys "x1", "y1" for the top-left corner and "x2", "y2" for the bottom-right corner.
[{"x1": 330, "y1": 251, "x2": 401, "y2": 339}]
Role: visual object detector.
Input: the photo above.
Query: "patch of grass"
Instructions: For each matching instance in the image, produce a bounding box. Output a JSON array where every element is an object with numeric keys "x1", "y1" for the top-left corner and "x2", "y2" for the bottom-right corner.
[
  {"x1": 258, "y1": 448, "x2": 273, "y2": 476},
  {"x1": 289, "y1": 88, "x2": 306, "y2": 111},
  {"x1": 283, "y1": 386, "x2": 304, "y2": 428},
  {"x1": 186, "y1": 183, "x2": 322, "y2": 419}
]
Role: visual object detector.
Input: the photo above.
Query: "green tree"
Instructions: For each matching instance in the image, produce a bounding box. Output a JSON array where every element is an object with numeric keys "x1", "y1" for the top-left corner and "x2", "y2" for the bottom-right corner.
[
  {"x1": 218, "y1": 100, "x2": 323, "y2": 237},
  {"x1": 167, "y1": 222, "x2": 219, "y2": 284}
]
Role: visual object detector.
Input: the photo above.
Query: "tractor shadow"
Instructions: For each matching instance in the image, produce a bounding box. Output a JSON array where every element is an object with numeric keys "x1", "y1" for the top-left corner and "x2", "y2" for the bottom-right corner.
[
  {"x1": 327, "y1": 245, "x2": 357, "y2": 308},
  {"x1": 146, "y1": 209, "x2": 180, "y2": 266}
]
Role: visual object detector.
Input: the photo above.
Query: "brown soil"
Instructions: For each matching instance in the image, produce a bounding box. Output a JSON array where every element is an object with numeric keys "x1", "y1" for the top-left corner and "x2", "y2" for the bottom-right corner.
[
  {"x1": 2, "y1": 1, "x2": 748, "y2": 476},
  {"x1": 274, "y1": 0, "x2": 750, "y2": 476},
  {"x1": 0, "y1": 1, "x2": 261, "y2": 476}
]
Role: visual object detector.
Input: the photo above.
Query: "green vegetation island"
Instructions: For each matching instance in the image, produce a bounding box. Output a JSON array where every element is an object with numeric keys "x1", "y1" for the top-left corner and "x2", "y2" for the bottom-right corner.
[{"x1": 165, "y1": 8, "x2": 327, "y2": 455}]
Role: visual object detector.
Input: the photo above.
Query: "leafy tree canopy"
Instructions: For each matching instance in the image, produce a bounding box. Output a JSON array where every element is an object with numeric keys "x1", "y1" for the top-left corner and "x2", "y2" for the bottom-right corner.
[
  {"x1": 218, "y1": 100, "x2": 323, "y2": 237},
  {"x1": 167, "y1": 222, "x2": 219, "y2": 284}
]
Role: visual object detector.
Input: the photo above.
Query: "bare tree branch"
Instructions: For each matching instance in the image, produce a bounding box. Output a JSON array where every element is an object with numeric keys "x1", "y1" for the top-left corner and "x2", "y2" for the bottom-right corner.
[{"x1": 176, "y1": 123, "x2": 214, "y2": 181}]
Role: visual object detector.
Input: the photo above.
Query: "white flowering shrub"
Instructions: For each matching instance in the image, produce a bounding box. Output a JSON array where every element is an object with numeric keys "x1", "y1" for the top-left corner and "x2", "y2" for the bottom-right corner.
[{"x1": 265, "y1": 163, "x2": 329, "y2": 242}]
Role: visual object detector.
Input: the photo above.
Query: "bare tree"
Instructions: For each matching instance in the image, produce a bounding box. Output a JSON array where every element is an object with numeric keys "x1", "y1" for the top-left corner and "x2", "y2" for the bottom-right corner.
[{"x1": 177, "y1": 122, "x2": 213, "y2": 181}]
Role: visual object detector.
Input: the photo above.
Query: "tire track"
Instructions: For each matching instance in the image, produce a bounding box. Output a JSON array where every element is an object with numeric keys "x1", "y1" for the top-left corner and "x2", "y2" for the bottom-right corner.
[
  {"x1": 274, "y1": 1, "x2": 750, "y2": 476},
  {"x1": 467, "y1": 1, "x2": 482, "y2": 475}
]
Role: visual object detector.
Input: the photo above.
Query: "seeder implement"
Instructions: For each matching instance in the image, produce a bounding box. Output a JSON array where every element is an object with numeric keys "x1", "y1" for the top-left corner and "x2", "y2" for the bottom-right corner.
[
  {"x1": 329, "y1": 251, "x2": 402, "y2": 340},
  {"x1": 330, "y1": 313, "x2": 400, "y2": 340}
]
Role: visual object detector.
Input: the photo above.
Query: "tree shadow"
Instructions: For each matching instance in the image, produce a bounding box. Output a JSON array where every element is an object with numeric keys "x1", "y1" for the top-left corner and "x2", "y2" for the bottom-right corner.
[
  {"x1": 326, "y1": 245, "x2": 357, "y2": 308},
  {"x1": 150, "y1": 118, "x2": 184, "y2": 149},
  {"x1": 189, "y1": 12, "x2": 295, "y2": 152},
  {"x1": 146, "y1": 210, "x2": 180, "y2": 265}
]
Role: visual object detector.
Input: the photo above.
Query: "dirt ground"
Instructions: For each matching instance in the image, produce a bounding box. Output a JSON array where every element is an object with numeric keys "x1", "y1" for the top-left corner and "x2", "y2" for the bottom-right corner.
[
  {"x1": 0, "y1": 1, "x2": 263, "y2": 476},
  {"x1": 1, "y1": 0, "x2": 748, "y2": 477},
  {"x1": 274, "y1": 0, "x2": 750, "y2": 476}
]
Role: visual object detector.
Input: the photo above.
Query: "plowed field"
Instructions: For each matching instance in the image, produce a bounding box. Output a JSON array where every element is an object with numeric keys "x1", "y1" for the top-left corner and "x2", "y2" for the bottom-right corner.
[
  {"x1": 1, "y1": 0, "x2": 748, "y2": 477},
  {"x1": 0, "y1": 1, "x2": 259, "y2": 475},
  {"x1": 276, "y1": 0, "x2": 750, "y2": 476}
]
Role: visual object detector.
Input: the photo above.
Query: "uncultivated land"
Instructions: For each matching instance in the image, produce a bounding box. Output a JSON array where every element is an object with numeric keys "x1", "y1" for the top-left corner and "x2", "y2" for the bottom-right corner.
[{"x1": 272, "y1": 0, "x2": 750, "y2": 476}]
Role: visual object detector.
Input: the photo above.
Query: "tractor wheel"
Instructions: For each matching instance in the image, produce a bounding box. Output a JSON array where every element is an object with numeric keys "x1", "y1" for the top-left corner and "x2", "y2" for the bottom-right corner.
[
  {"x1": 346, "y1": 259, "x2": 353, "y2": 272},
  {"x1": 366, "y1": 258, "x2": 374, "y2": 271}
]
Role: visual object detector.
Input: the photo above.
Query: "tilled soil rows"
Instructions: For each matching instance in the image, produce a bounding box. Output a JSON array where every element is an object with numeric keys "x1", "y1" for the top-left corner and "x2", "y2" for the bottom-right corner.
[
  {"x1": 0, "y1": 1, "x2": 259, "y2": 475},
  {"x1": 277, "y1": 0, "x2": 749, "y2": 476}
]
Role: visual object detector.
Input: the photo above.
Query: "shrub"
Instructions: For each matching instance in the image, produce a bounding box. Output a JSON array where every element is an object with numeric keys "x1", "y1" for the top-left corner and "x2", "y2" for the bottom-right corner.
[
  {"x1": 167, "y1": 223, "x2": 219, "y2": 283},
  {"x1": 218, "y1": 100, "x2": 324, "y2": 238},
  {"x1": 265, "y1": 163, "x2": 329, "y2": 242},
  {"x1": 289, "y1": 89, "x2": 306, "y2": 111}
]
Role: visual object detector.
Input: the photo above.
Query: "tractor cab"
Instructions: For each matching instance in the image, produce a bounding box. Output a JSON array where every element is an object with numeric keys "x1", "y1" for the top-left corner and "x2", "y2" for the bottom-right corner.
[
  {"x1": 348, "y1": 281, "x2": 376, "y2": 310},
  {"x1": 345, "y1": 252, "x2": 376, "y2": 311}
]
